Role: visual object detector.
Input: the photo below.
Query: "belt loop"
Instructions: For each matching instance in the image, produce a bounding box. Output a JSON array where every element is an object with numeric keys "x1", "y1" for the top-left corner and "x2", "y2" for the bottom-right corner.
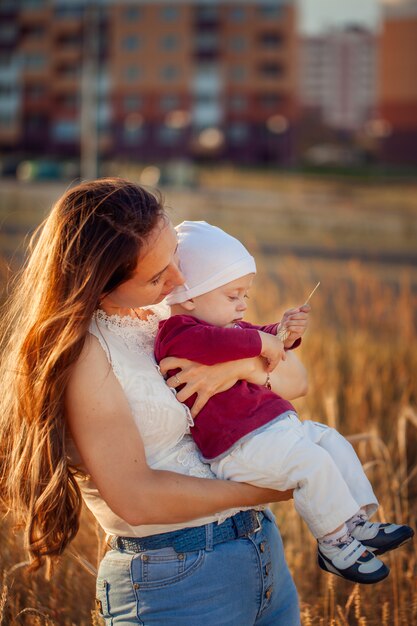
[
  {"x1": 253, "y1": 511, "x2": 262, "y2": 533},
  {"x1": 205, "y1": 523, "x2": 214, "y2": 552}
]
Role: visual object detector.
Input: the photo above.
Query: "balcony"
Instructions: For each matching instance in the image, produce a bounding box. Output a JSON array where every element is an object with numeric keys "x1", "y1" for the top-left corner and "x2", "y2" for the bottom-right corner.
[
  {"x1": 193, "y1": 32, "x2": 220, "y2": 61},
  {"x1": 192, "y1": 65, "x2": 222, "y2": 95},
  {"x1": 194, "y1": 6, "x2": 220, "y2": 29}
]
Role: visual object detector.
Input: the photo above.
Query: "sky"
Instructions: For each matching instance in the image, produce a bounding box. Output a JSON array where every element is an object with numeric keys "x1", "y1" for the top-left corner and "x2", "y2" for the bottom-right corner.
[{"x1": 297, "y1": 0, "x2": 382, "y2": 34}]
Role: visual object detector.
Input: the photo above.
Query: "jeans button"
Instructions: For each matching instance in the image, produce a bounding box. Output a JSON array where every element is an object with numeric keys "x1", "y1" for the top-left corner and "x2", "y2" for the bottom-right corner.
[
  {"x1": 265, "y1": 587, "x2": 272, "y2": 600},
  {"x1": 259, "y1": 542, "x2": 266, "y2": 553}
]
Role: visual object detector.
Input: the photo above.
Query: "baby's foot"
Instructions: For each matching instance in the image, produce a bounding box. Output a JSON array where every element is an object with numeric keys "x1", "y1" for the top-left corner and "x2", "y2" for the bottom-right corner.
[
  {"x1": 318, "y1": 534, "x2": 389, "y2": 584},
  {"x1": 351, "y1": 521, "x2": 414, "y2": 556}
]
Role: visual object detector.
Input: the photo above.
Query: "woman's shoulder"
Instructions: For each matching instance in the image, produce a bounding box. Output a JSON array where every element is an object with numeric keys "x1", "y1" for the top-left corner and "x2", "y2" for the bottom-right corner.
[{"x1": 68, "y1": 333, "x2": 112, "y2": 393}]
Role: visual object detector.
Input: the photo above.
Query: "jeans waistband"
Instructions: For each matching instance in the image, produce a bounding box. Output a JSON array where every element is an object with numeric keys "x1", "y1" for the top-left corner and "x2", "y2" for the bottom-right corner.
[{"x1": 110, "y1": 510, "x2": 263, "y2": 554}]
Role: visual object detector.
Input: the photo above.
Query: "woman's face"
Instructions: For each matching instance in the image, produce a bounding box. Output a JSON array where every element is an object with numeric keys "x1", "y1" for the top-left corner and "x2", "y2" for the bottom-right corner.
[{"x1": 104, "y1": 219, "x2": 185, "y2": 309}]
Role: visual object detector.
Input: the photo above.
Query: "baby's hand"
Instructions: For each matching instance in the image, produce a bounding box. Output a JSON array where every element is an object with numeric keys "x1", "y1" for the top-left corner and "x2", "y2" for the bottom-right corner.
[
  {"x1": 277, "y1": 304, "x2": 310, "y2": 348},
  {"x1": 258, "y1": 331, "x2": 286, "y2": 372}
]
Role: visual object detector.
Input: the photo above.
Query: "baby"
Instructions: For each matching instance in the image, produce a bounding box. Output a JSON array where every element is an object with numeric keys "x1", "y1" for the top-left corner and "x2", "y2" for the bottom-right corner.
[{"x1": 155, "y1": 221, "x2": 413, "y2": 584}]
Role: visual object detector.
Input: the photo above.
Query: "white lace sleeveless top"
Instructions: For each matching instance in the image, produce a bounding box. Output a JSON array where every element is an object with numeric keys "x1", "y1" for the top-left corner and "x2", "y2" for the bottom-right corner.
[{"x1": 72, "y1": 302, "x2": 244, "y2": 537}]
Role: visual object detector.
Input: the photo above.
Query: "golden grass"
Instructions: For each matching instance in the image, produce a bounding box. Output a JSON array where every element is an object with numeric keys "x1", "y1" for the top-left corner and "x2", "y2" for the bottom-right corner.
[
  {"x1": 254, "y1": 258, "x2": 417, "y2": 626},
  {"x1": 0, "y1": 174, "x2": 416, "y2": 624}
]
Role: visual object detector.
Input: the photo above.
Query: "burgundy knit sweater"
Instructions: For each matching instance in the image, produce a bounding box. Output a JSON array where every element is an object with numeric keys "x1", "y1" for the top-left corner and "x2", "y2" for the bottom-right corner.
[{"x1": 154, "y1": 314, "x2": 297, "y2": 460}]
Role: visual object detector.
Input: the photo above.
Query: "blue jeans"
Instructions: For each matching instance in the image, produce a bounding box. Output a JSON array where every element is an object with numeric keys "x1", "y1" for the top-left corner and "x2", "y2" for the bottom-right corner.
[{"x1": 95, "y1": 510, "x2": 300, "y2": 625}]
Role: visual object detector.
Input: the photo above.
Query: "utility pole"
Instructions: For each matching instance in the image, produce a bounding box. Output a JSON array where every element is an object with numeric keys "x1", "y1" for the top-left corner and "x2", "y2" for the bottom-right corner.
[{"x1": 80, "y1": 1, "x2": 99, "y2": 180}]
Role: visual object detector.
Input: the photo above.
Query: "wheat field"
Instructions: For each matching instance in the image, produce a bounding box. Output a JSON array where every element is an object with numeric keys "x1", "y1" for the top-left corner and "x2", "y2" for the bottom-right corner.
[{"x1": 0, "y1": 171, "x2": 416, "y2": 625}]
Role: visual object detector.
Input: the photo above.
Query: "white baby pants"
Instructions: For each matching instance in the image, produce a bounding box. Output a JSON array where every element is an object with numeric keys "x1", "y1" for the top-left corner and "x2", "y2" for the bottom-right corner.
[{"x1": 210, "y1": 414, "x2": 379, "y2": 538}]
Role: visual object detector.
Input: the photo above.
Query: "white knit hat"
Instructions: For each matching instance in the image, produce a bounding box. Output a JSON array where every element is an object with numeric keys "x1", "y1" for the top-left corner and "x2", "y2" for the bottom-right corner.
[{"x1": 166, "y1": 221, "x2": 256, "y2": 305}]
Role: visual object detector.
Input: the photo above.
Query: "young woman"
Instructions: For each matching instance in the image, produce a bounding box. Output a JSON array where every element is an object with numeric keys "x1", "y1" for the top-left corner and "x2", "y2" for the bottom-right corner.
[{"x1": 0, "y1": 178, "x2": 308, "y2": 625}]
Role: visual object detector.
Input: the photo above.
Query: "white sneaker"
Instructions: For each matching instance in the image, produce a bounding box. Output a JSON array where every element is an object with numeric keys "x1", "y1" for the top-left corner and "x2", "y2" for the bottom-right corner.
[
  {"x1": 318, "y1": 535, "x2": 389, "y2": 584},
  {"x1": 351, "y1": 521, "x2": 414, "y2": 555}
]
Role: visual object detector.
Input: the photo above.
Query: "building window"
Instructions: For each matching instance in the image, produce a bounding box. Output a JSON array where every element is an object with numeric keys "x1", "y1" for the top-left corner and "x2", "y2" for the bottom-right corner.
[
  {"x1": 258, "y1": 4, "x2": 284, "y2": 18},
  {"x1": 161, "y1": 65, "x2": 180, "y2": 81},
  {"x1": 195, "y1": 93, "x2": 218, "y2": 106},
  {"x1": 27, "y1": 114, "x2": 47, "y2": 133},
  {"x1": 28, "y1": 25, "x2": 46, "y2": 39},
  {"x1": 229, "y1": 66, "x2": 247, "y2": 82},
  {"x1": 123, "y1": 125, "x2": 145, "y2": 145},
  {"x1": 0, "y1": 0, "x2": 16, "y2": 11},
  {"x1": 161, "y1": 6, "x2": 180, "y2": 21},
  {"x1": 229, "y1": 7, "x2": 246, "y2": 22},
  {"x1": 122, "y1": 35, "x2": 142, "y2": 51},
  {"x1": 0, "y1": 112, "x2": 14, "y2": 127},
  {"x1": 258, "y1": 62, "x2": 284, "y2": 79},
  {"x1": 0, "y1": 53, "x2": 12, "y2": 68},
  {"x1": 54, "y1": 5, "x2": 84, "y2": 19},
  {"x1": 57, "y1": 33, "x2": 83, "y2": 47},
  {"x1": 230, "y1": 36, "x2": 247, "y2": 52},
  {"x1": 160, "y1": 94, "x2": 180, "y2": 111},
  {"x1": 195, "y1": 6, "x2": 219, "y2": 21},
  {"x1": 158, "y1": 126, "x2": 182, "y2": 145},
  {"x1": 229, "y1": 95, "x2": 247, "y2": 112},
  {"x1": 57, "y1": 64, "x2": 80, "y2": 79},
  {"x1": 123, "y1": 5, "x2": 142, "y2": 21},
  {"x1": 228, "y1": 122, "x2": 249, "y2": 144},
  {"x1": 161, "y1": 34, "x2": 180, "y2": 51},
  {"x1": 0, "y1": 24, "x2": 17, "y2": 43},
  {"x1": 59, "y1": 93, "x2": 79, "y2": 109},
  {"x1": 124, "y1": 95, "x2": 142, "y2": 112},
  {"x1": 26, "y1": 83, "x2": 46, "y2": 100},
  {"x1": 52, "y1": 120, "x2": 80, "y2": 141},
  {"x1": 258, "y1": 92, "x2": 282, "y2": 108},
  {"x1": 195, "y1": 32, "x2": 219, "y2": 53},
  {"x1": 22, "y1": 0, "x2": 46, "y2": 7},
  {"x1": 24, "y1": 54, "x2": 46, "y2": 70},
  {"x1": 97, "y1": 102, "x2": 111, "y2": 132},
  {"x1": 258, "y1": 32, "x2": 284, "y2": 49},
  {"x1": 124, "y1": 65, "x2": 142, "y2": 82},
  {"x1": 0, "y1": 85, "x2": 13, "y2": 97}
]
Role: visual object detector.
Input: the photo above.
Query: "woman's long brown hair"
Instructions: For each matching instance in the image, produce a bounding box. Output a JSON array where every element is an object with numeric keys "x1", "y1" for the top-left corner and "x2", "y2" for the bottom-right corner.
[{"x1": 0, "y1": 178, "x2": 164, "y2": 574}]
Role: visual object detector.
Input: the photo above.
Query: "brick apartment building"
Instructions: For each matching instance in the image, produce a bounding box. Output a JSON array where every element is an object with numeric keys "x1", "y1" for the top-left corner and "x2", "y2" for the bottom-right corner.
[
  {"x1": 378, "y1": 1, "x2": 417, "y2": 165},
  {"x1": 0, "y1": 0, "x2": 299, "y2": 165}
]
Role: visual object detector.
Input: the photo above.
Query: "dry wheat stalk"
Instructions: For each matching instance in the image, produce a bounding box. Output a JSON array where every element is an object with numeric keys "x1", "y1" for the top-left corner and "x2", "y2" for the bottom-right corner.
[
  {"x1": 301, "y1": 606, "x2": 313, "y2": 626},
  {"x1": 91, "y1": 609, "x2": 105, "y2": 626},
  {"x1": 354, "y1": 586, "x2": 362, "y2": 621},
  {"x1": 15, "y1": 607, "x2": 56, "y2": 625},
  {"x1": 327, "y1": 576, "x2": 335, "y2": 624},
  {"x1": 0, "y1": 572, "x2": 8, "y2": 626},
  {"x1": 336, "y1": 605, "x2": 350, "y2": 626},
  {"x1": 382, "y1": 601, "x2": 391, "y2": 626}
]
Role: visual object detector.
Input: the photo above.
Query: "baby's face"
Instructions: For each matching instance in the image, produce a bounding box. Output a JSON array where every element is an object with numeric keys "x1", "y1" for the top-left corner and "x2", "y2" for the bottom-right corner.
[{"x1": 190, "y1": 273, "x2": 254, "y2": 327}]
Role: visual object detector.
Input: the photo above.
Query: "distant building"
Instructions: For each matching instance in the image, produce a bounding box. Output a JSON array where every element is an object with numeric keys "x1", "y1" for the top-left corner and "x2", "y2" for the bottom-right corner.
[
  {"x1": 0, "y1": 0, "x2": 299, "y2": 165},
  {"x1": 299, "y1": 26, "x2": 377, "y2": 132},
  {"x1": 377, "y1": 1, "x2": 417, "y2": 165}
]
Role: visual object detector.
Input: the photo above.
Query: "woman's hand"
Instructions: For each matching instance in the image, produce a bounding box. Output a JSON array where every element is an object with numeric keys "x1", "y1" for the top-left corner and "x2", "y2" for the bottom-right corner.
[
  {"x1": 159, "y1": 357, "x2": 256, "y2": 418},
  {"x1": 160, "y1": 348, "x2": 308, "y2": 416}
]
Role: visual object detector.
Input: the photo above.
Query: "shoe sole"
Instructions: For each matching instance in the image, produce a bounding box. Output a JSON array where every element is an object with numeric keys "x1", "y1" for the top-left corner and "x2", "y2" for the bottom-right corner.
[
  {"x1": 318, "y1": 552, "x2": 390, "y2": 585},
  {"x1": 364, "y1": 531, "x2": 414, "y2": 556}
]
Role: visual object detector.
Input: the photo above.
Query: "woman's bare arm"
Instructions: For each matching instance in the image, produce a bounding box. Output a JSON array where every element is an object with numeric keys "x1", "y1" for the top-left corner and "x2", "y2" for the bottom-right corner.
[
  {"x1": 160, "y1": 350, "x2": 307, "y2": 417},
  {"x1": 65, "y1": 336, "x2": 291, "y2": 527},
  {"x1": 248, "y1": 351, "x2": 308, "y2": 400}
]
